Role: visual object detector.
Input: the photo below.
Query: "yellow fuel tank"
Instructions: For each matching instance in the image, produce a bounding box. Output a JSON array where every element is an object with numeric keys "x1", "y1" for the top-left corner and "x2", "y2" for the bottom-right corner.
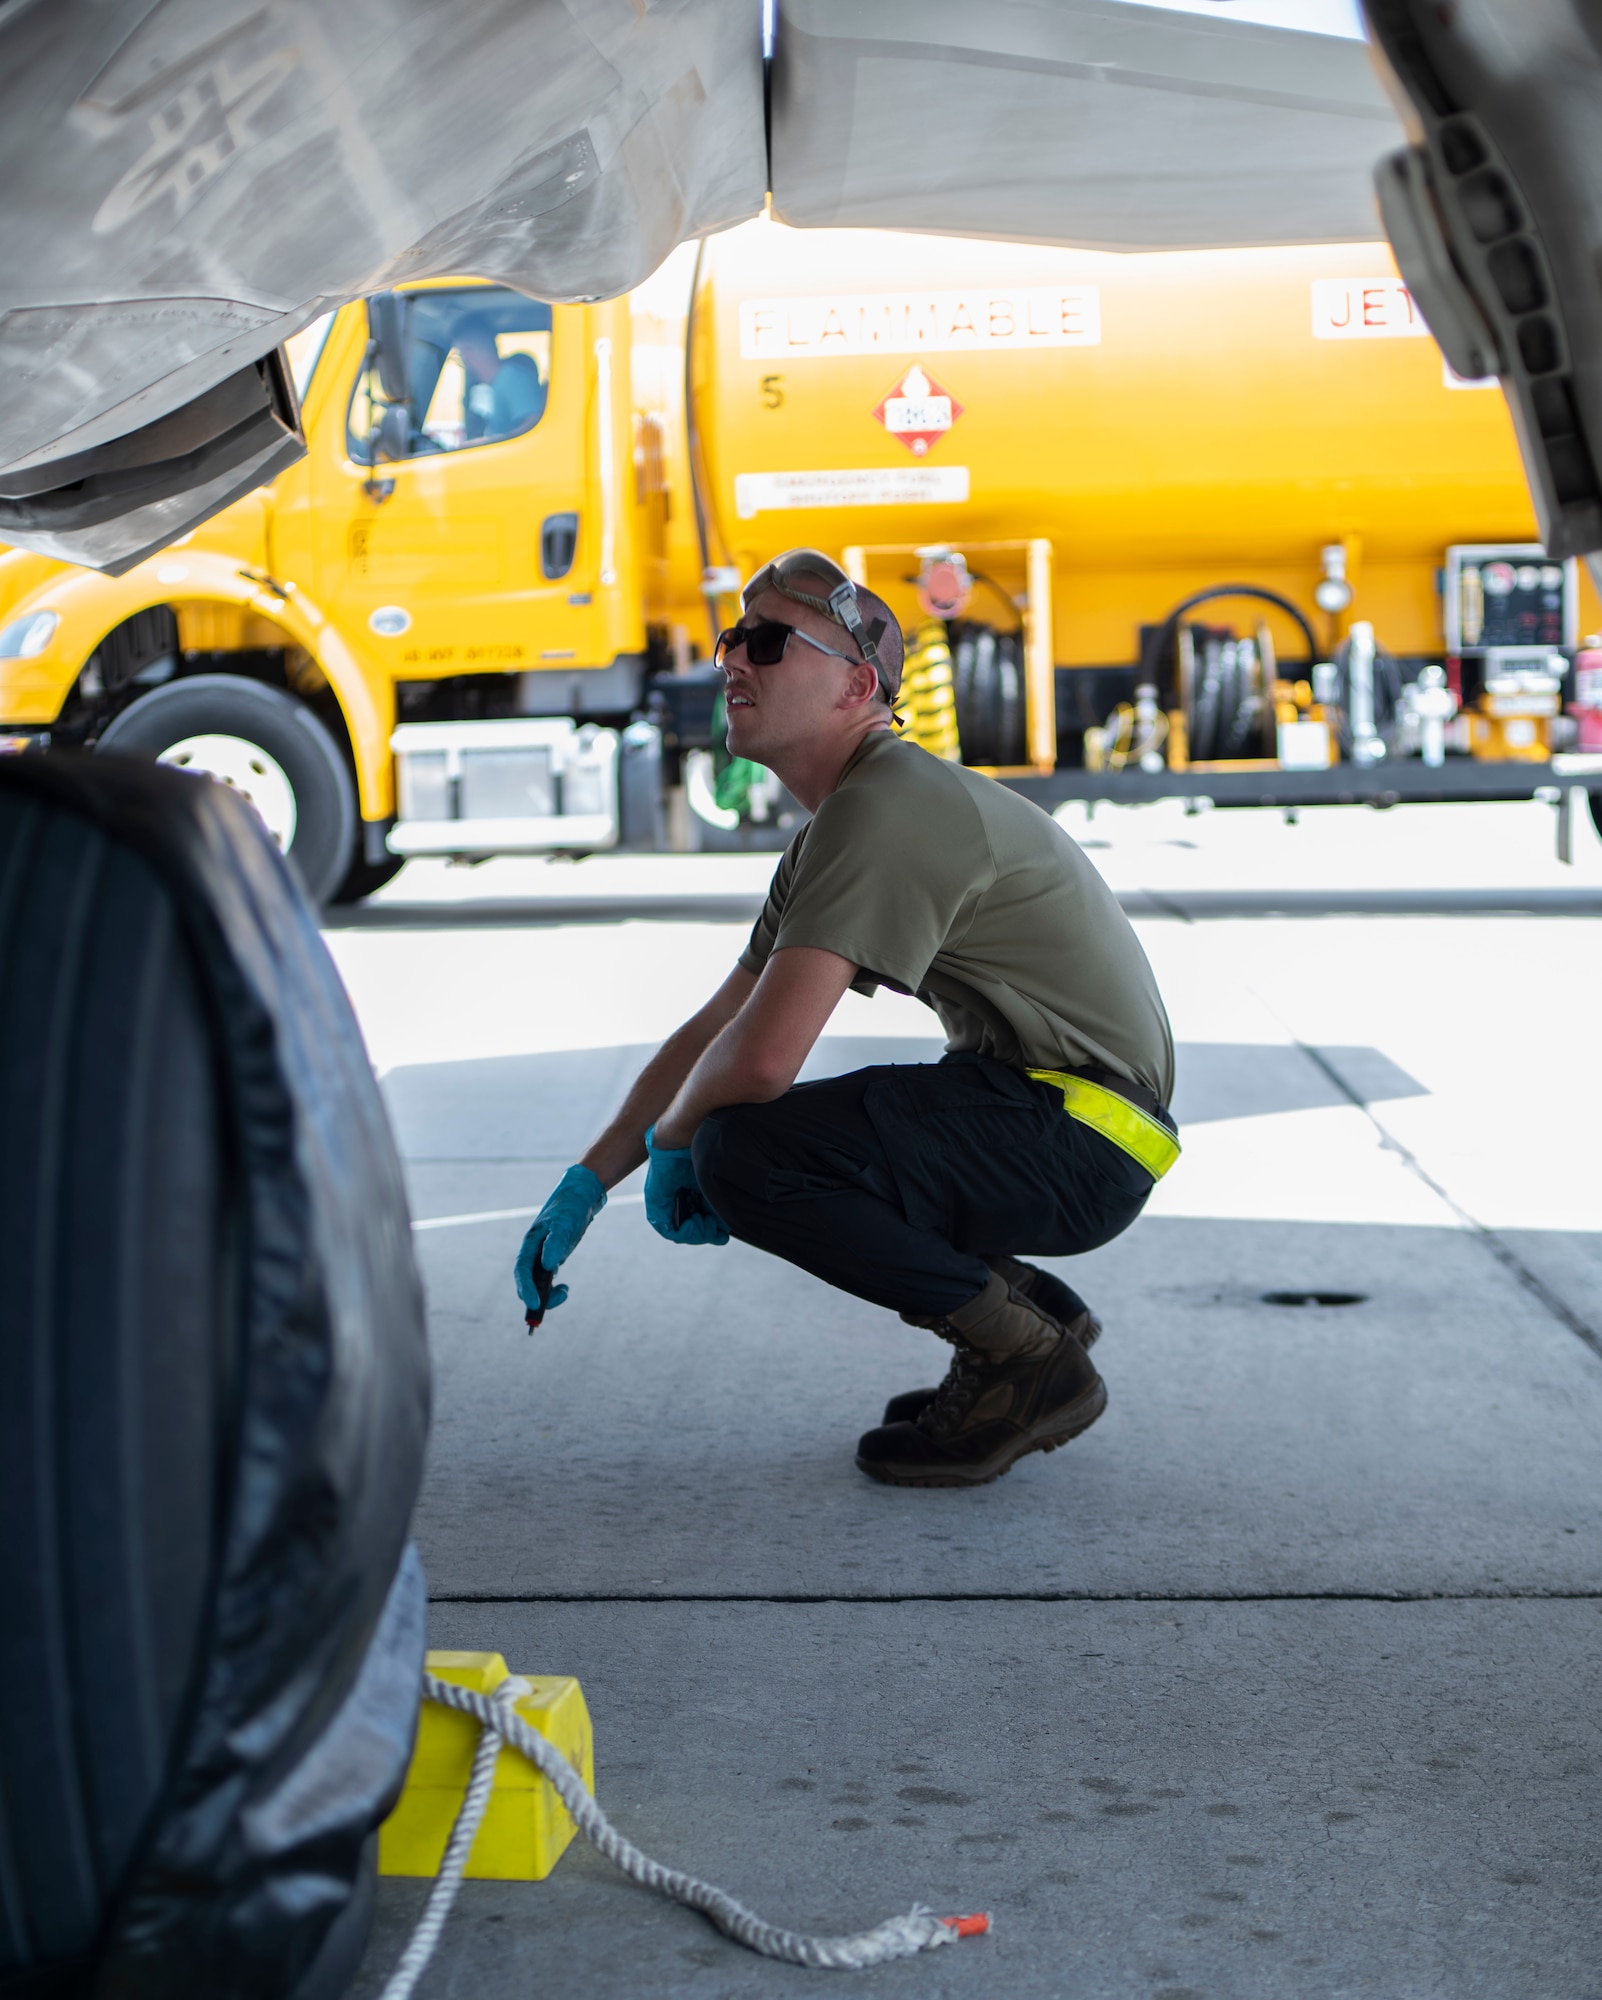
[{"x1": 689, "y1": 219, "x2": 1597, "y2": 668}]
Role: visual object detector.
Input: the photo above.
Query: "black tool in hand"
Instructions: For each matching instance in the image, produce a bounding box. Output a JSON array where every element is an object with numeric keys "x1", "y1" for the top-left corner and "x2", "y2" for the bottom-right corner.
[
  {"x1": 672, "y1": 1184, "x2": 700, "y2": 1233},
  {"x1": 524, "y1": 1252, "x2": 556, "y2": 1331}
]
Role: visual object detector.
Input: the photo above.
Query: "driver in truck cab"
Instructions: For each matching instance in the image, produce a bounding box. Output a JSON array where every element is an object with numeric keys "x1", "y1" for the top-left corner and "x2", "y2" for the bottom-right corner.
[
  {"x1": 514, "y1": 550, "x2": 1178, "y2": 1488},
  {"x1": 454, "y1": 312, "x2": 546, "y2": 442}
]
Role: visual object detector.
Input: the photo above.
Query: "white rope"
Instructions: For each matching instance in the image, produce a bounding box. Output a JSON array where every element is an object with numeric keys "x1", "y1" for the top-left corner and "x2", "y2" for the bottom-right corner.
[
  {"x1": 379, "y1": 1670, "x2": 986, "y2": 1990},
  {"x1": 378, "y1": 1677, "x2": 522, "y2": 2000}
]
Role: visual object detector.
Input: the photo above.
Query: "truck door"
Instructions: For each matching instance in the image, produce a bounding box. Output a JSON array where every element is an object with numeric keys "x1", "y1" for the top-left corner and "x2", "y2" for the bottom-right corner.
[{"x1": 314, "y1": 284, "x2": 601, "y2": 689}]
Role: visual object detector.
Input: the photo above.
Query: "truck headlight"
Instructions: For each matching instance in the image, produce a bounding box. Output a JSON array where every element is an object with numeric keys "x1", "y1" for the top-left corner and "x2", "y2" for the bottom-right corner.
[{"x1": 0, "y1": 611, "x2": 59, "y2": 659}]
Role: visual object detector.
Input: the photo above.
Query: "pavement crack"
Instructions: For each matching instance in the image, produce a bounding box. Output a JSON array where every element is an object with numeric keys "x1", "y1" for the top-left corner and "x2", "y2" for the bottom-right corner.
[
  {"x1": 1286, "y1": 1035, "x2": 1602, "y2": 1366},
  {"x1": 426, "y1": 1589, "x2": 1602, "y2": 1605}
]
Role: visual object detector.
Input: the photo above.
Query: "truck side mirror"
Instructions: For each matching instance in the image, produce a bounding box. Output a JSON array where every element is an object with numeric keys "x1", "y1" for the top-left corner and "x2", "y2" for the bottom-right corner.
[
  {"x1": 373, "y1": 403, "x2": 412, "y2": 464},
  {"x1": 365, "y1": 294, "x2": 411, "y2": 405}
]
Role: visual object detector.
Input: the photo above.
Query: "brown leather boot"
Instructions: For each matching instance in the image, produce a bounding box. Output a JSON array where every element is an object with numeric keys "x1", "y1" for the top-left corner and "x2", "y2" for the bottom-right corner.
[
  {"x1": 986, "y1": 1256, "x2": 1098, "y2": 1343},
  {"x1": 857, "y1": 1272, "x2": 1107, "y2": 1487},
  {"x1": 880, "y1": 1259, "x2": 1100, "y2": 1427}
]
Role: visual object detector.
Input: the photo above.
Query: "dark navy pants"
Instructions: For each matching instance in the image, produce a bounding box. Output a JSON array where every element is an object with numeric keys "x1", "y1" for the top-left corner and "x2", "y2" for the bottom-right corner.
[{"x1": 691, "y1": 1052, "x2": 1156, "y2": 1320}]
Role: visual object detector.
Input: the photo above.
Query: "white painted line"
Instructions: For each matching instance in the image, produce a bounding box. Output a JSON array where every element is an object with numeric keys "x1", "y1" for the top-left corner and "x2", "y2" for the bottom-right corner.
[
  {"x1": 412, "y1": 1206, "x2": 533, "y2": 1231},
  {"x1": 413, "y1": 1192, "x2": 644, "y2": 1230}
]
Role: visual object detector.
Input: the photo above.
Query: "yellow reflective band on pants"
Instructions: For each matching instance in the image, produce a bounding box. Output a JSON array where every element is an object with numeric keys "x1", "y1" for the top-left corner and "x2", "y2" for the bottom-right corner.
[{"x1": 1025, "y1": 1069, "x2": 1181, "y2": 1181}]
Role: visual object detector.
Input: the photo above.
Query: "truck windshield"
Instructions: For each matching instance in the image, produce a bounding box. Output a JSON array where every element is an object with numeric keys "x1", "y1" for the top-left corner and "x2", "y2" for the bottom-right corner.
[{"x1": 348, "y1": 286, "x2": 553, "y2": 464}]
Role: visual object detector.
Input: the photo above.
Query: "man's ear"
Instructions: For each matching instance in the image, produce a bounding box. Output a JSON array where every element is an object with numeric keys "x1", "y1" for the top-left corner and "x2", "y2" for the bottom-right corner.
[{"x1": 842, "y1": 659, "x2": 881, "y2": 710}]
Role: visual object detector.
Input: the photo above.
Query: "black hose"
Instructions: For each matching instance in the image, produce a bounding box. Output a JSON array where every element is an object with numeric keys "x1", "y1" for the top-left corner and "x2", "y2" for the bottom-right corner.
[
  {"x1": 1186, "y1": 632, "x2": 1263, "y2": 763},
  {"x1": 1142, "y1": 583, "x2": 1320, "y2": 765},
  {"x1": 967, "y1": 571, "x2": 1026, "y2": 635},
  {"x1": 950, "y1": 623, "x2": 1027, "y2": 764},
  {"x1": 1141, "y1": 584, "x2": 1320, "y2": 691},
  {"x1": 898, "y1": 568, "x2": 1023, "y2": 633}
]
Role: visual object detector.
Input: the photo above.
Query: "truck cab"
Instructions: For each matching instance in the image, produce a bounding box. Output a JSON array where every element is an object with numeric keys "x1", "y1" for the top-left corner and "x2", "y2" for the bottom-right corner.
[{"x1": 0, "y1": 279, "x2": 683, "y2": 903}]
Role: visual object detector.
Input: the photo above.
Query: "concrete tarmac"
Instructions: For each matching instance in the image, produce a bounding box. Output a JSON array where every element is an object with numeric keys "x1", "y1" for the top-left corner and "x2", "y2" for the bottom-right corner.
[{"x1": 333, "y1": 798, "x2": 1602, "y2": 1999}]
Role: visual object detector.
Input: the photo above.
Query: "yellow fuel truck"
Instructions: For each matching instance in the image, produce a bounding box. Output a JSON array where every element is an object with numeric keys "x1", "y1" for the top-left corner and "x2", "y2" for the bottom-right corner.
[
  {"x1": 687, "y1": 222, "x2": 1602, "y2": 815},
  {"x1": 1, "y1": 219, "x2": 1597, "y2": 900}
]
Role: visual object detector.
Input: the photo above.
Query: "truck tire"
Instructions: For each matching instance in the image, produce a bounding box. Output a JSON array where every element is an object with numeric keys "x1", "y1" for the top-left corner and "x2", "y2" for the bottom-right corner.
[
  {"x1": 97, "y1": 676, "x2": 356, "y2": 905},
  {"x1": 330, "y1": 850, "x2": 406, "y2": 905}
]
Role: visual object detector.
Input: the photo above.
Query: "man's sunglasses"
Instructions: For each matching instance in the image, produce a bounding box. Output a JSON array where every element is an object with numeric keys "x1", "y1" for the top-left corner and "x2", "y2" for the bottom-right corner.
[{"x1": 713, "y1": 619, "x2": 862, "y2": 669}]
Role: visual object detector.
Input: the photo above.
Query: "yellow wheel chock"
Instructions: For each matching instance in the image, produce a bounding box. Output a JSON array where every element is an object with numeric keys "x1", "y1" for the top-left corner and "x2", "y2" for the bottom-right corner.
[{"x1": 379, "y1": 1650, "x2": 594, "y2": 1881}]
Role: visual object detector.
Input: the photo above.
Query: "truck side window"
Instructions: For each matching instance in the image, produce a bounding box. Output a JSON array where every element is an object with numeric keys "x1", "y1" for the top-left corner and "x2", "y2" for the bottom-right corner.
[{"x1": 348, "y1": 287, "x2": 553, "y2": 464}]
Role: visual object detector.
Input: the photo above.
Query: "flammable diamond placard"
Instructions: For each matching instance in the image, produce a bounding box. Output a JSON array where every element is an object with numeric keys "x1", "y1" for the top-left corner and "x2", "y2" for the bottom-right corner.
[{"x1": 872, "y1": 363, "x2": 964, "y2": 456}]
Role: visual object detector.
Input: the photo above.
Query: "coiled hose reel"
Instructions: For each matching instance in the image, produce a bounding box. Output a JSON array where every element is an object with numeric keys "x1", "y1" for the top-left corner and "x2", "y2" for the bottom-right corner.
[
  {"x1": 1140, "y1": 584, "x2": 1322, "y2": 765},
  {"x1": 951, "y1": 621, "x2": 1027, "y2": 765}
]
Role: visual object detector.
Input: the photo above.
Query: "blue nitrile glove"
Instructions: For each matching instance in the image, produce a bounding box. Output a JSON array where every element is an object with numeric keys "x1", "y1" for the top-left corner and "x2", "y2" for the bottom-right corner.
[
  {"x1": 643, "y1": 1124, "x2": 730, "y2": 1246},
  {"x1": 514, "y1": 1163, "x2": 607, "y2": 1326}
]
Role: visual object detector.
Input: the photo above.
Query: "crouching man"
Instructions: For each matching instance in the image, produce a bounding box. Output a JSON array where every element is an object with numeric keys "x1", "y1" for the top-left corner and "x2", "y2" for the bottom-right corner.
[{"x1": 515, "y1": 550, "x2": 1178, "y2": 1487}]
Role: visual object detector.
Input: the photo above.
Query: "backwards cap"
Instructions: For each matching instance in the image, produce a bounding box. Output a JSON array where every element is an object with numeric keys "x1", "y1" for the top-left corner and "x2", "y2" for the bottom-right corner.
[{"x1": 742, "y1": 548, "x2": 897, "y2": 704}]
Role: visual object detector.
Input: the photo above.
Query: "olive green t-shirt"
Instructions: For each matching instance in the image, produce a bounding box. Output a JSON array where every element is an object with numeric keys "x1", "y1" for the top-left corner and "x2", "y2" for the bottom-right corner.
[{"x1": 738, "y1": 732, "x2": 1174, "y2": 1103}]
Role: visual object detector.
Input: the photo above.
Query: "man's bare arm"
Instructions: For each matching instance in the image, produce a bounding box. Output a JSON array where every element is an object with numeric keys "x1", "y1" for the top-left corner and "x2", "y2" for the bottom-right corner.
[
  {"x1": 579, "y1": 965, "x2": 756, "y2": 1188},
  {"x1": 651, "y1": 946, "x2": 858, "y2": 1150}
]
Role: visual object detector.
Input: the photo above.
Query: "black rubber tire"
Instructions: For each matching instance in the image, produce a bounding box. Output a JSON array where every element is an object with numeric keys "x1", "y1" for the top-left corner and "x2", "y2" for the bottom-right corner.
[
  {"x1": 329, "y1": 849, "x2": 406, "y2": 905},
  {"x1": 0, "y1": 788, "x2": 226, "y2": 1971},
  {"x1": 97, "y1": 676, "x2": 356, "y2": 904},
  {"x1": 0, "y1": 746, "x2": 428, "y2": 1994}
]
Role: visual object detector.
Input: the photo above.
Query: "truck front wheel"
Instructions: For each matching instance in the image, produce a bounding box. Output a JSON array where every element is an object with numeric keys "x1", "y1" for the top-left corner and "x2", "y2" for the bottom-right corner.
[{"x1": 97, "y1": 676, "x2": 357, "y2": 905}]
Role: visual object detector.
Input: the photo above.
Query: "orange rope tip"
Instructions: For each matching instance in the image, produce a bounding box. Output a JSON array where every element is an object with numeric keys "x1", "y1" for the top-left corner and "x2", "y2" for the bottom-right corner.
[{"x1": 941, "y1": 1913, "x2": 991, "y2": 1939}]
